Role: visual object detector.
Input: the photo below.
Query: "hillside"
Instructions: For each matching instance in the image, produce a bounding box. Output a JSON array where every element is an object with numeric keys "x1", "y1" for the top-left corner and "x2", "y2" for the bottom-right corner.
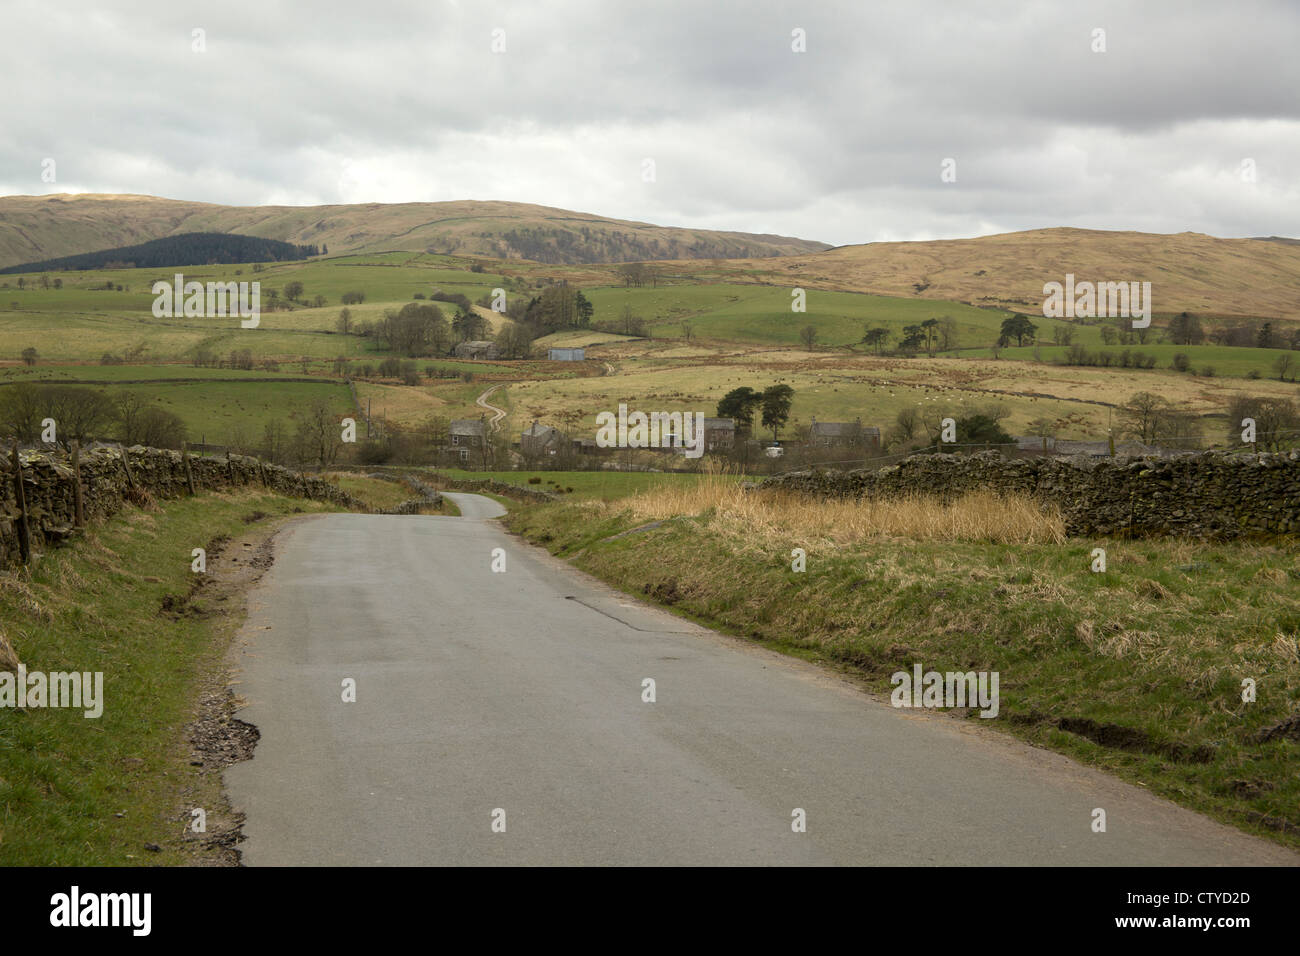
[
  {"x1": 0, "y1": 232, "x2": 318, "y2": 274},
  {"x1": 0, "y1": 194, "x2": 830, "y2": 269},
  {"x1": 719, "y1": 228, "x2": 1300, "y2": 321}
]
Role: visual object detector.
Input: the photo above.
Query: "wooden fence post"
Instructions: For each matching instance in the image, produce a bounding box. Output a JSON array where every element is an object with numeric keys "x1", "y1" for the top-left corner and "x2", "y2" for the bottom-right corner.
[
  {"x1": 182, "y1": 443, "x2": 197, "y2": 496},
  {"x1": 117, "y1": 443, "x2": 136, "y2": 488},
  {"x1": 71, "y1": 440, "x2": 85, "y2": 528},
  {"x1": 11, "y1": 444, "x2": 31, "y2": 564}
]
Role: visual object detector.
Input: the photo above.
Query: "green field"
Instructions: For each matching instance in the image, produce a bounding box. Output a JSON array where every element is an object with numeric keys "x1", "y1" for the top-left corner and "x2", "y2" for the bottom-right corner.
[
  {"x1": 3, "y1": 253, "x2": 1297, "y2": 459},
  {"x1": 434, "y1": 468, "x2": 744, "y2": 500}
]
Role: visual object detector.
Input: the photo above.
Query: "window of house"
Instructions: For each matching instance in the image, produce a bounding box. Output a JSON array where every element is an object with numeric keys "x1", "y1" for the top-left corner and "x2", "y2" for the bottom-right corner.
[
  {"x1": 452, "y1": 435, "x2": 460, "y2": 445},
  {"x1": 459, "y1": 448, "x2": 469, "y2": 462}
]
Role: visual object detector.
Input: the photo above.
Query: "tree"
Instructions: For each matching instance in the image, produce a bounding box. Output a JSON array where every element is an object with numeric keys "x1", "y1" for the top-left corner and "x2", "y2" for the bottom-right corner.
[
  {"x1": 575, "y1": 290, "x2": 594, "y2": 325},
  {"x1": 1051, "y1": 324, "x2": 1075, "y2": 346},
  {"x1": 378, "y1": 302, "x2": 450, "y2": 355},
  {"x1": 451, "y1": 307, "x2": 487, "y2": 345},
  {"x1": 1273, "y1": 353, "x2": 1294, "y2": 381},
  {"x1": 885, "y1": 406, "x2": 920, "y2": 449},
  {"x1": 283, "y1": 280, "x2": 305, "y2": 302},
  {"x1": 716, "y1": 387, "x2": 762, "y2": 431},
  {"x1": 1000, "y1": 315, "x2": 1037, "y2": 347},
  {"x1": 920, "y1": 317, "x2": 940, "y2": 355},
  {"x1": 113, "y1": 392, "x2": 148, "y2": 444},
  {"x1": 495, "y1": 321, "x2": 535, "y2": 359},
  {"x1": 337, "y1": 307, "x2": 353, "y2": 335},
  {"x1": 1257, "y1": 323, "x2": 1275, "y2": 349},
  {"x1": 759, "y1": 384, "x2": 795, "y2": 442},
  {"x1": 799, "y1": 325, "x2": 817, "y2": 348},
  {"x1": 293, "y1": 399, "x2": 344, "y2": 467},
  {"x1": 1166, "y1": 311, "x2": 1204, "y2": 345},
  {"x1": 616, "y1": 263, "x2": 648, "y2": 287},
  {"x1": 861, "y1": 327, "x2": 890, "y2": 354},
  {"x1": 1227, "y1": 396, "x2": 1300, "y2": 451},
  {"x1": 938, "y1": 316, "x2": 959, "y2": 351},
  {"x1": 20, "y1": 347, "x2": 37, "y2": 366},
  {"x1": 135, "y1": 407, "x2": 187, "y2": 449},
  {"x1": 8, "y1": 385, "x2": 114, "y2": 449},
  {"x1": 1119, "y1": 391, "x2": 1169, "y2": 444},
  {"x1": 899, "y1": 325, "x2": 926, "y2": 353},
  {"x1": 936, "y1": 414, "x2": 1012, "y2": 450}
]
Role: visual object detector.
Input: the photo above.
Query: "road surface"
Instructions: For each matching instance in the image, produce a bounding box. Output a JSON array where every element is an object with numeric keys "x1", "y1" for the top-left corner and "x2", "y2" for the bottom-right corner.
[{"x1": 224, "y1": 493, "x2": 1298, "y2": 865}]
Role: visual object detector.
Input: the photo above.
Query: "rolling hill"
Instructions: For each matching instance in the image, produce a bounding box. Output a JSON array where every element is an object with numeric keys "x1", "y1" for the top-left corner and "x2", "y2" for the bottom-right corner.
[
  {"x1": 718, "y1": 228, "x2": 1300, "y2": 321},
  {"x1": 0, "y1": 194, "x2": 830, "y2": 270}
]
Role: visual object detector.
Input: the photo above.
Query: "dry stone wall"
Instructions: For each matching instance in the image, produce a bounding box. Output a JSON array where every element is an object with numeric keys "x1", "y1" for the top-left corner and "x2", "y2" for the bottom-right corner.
[
  {"x1": 758, "y1": 450, "x2": 1300, "y2": 539},
  {"x1": 1, "y1": 445, "x2": 363, "y2": 566}
]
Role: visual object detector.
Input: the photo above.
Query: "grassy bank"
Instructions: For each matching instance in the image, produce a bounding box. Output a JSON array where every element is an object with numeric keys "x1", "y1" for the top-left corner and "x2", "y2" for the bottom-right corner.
[
  {"x1": 0, "y1": 489, "x2": 341, "y2": 864},
  {"x1": 506, "y1": 476, "x2": 1300, "y2": 848}
]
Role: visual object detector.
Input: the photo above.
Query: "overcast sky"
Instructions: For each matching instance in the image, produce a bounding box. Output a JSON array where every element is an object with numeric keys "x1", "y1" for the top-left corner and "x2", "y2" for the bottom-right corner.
[{"x1": 2, "y1": 0, "x2": 1297, "y2": 247}]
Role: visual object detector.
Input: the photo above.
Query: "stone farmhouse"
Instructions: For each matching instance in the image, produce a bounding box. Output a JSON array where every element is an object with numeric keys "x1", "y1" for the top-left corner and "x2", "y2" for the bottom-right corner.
[{"x1": 807, "y1": 417, "x2": 881, "y2": 453}]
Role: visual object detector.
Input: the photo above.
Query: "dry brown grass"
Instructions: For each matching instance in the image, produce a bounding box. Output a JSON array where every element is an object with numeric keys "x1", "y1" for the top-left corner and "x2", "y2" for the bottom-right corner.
[{"x1": 620, "y1": 471, "x2": 1065, "y2": 545}]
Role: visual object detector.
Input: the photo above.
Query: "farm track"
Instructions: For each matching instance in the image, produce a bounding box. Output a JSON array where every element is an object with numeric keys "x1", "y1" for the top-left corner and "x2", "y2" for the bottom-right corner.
[{"x1": 475, "y1": 383, "x2": 507, "y2": 431}]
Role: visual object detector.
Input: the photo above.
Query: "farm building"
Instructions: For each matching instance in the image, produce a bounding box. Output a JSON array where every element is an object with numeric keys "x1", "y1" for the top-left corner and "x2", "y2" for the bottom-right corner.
[
  {"x1": 548, "y1": 347, "x2": 585, "y2": 361},
  {"x1": 521, "y1": 421, "x2": 565, "y2": 457},
  {"x1": 446, "y1": 417, "x2": 487, "y2": 462},
  {"x1": 807, "y1": 417, "x2": 881, "y2": 452},
  {"x1": 454, "y1": 340, "x2": 500, "y2": 360},
  {"x1": 703, "y1": 417, "x2": 736, "y2": 451}
]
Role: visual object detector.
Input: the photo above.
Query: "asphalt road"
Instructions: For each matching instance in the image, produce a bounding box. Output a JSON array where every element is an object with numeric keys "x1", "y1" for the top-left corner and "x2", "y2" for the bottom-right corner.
[{"x1": 224, "y1": 493, "x2": 1298, "y2": 866}]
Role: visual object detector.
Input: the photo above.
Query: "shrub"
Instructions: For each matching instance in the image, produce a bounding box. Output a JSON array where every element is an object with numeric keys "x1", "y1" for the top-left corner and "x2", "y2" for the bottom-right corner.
[{"x1": 527, "y1": 476, "x2": 542, "y2": 484}]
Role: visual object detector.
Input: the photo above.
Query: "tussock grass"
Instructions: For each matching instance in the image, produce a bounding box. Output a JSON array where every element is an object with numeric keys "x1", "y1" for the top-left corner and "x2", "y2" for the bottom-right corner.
[{"x1": 621, "y1": 471, "x2": 1065, "y2": 545}]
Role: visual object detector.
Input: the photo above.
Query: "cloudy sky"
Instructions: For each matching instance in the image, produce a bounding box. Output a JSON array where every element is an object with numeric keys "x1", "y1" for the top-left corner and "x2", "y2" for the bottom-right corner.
[{"x1": 2, "y1": 0, "x2": 1297, "y2": 247}]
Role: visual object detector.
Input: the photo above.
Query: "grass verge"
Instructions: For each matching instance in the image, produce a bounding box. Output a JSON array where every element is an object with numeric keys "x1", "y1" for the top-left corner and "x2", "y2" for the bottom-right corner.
[
  {"x1": 506, "y1": 480, "x2": 1300, "y2": 850},
  {"x1": 0, "y1": 489, "x2": 341, "y2": 864}
]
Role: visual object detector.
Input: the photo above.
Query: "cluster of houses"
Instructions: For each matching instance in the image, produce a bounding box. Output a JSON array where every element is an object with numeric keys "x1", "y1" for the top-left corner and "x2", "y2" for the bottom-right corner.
[
  {"x1": 436, "y1": 413, "x2": 887, "y2": 466},
  {"x1": 437, "y1": 412, "x2": 1176, "y2": 468}
]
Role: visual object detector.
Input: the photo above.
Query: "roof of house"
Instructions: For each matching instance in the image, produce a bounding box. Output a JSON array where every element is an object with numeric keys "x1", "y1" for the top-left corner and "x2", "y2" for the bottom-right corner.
[
  {"x1": 450, "y1": 418, "x2": 486, "y2": 436},
  {"x1": 522, "y1": 422, "x2": 561, "y2": 439},
  {"x1": 809, "y1": 420, "x2": 862, "y2": 437},
  {"x1": 703, "y1": 417, "x2": 736, "y2": 430},
  {"x1": 458, "y1": 340, "x2": 496, "y2": 349}
]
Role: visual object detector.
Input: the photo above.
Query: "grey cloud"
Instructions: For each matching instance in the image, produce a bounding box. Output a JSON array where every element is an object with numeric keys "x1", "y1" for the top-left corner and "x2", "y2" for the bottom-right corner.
[{"x1": 0, "y1": 0, "x2": 1296, "y2": 245}]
